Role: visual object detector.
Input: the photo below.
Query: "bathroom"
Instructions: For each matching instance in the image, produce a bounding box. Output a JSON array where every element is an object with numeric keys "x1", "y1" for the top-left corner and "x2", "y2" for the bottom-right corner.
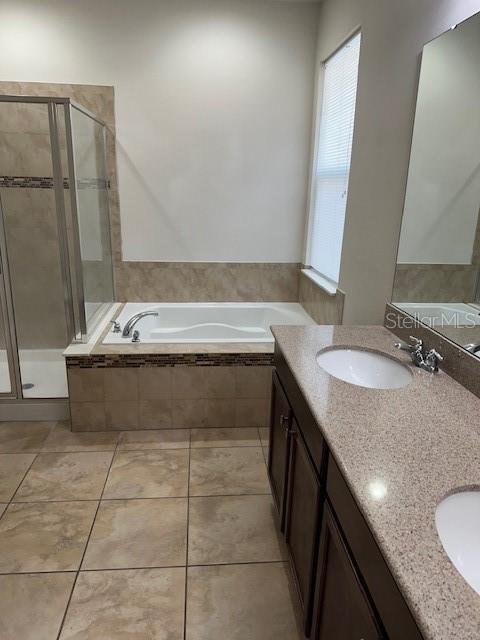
[{"x1": 0, "y1": 0, "x2": 479, "y2": 638}]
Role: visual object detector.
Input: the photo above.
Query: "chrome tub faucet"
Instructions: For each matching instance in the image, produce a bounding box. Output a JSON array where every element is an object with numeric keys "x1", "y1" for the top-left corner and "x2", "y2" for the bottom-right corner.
[{"x1": 122, "y1": 311, "x2": 159, "y2": 338}]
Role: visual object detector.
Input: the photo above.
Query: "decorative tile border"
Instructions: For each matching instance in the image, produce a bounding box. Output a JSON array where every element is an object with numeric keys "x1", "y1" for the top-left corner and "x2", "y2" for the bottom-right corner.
[
  {"x1": 66, "y1": 352, "x2": 275, "y2": 369},
  {"x1": 0, "y1": 176, "x2": 110, "y2": 190}
]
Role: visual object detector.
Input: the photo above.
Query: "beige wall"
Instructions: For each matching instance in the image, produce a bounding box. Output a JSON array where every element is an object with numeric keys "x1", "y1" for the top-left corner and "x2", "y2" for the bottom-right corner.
[
  {"x1": 0, "y1": 0, "x2": 320, "y2": 264},
  {"x1": 313, "y1": 0, "x2": 480, "y2": 324}
]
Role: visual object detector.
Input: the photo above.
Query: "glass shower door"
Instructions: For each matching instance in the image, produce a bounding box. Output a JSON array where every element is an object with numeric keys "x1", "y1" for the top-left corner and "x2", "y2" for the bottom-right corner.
[
  {"x1": 0, "y1": 101, "x2": 71, "y2": 398},
  {"x1": 68, "y1": 104, "x2": 114, "y2": 335}
]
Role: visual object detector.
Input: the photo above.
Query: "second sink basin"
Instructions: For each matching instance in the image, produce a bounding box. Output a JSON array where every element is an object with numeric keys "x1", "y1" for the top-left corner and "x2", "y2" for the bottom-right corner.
[
  {"x1": 316, "y1": 347, "x2": 412, "y2": 389},
  {"x1": 436, "y1": 491, "x2": 480, "y2": 596}
]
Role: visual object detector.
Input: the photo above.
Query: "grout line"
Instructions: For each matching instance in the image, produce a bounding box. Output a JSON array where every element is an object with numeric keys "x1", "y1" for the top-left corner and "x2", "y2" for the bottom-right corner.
[
  {"x1": 6, "y1": 491, "x2": 271, "y2": 506},
  {"x1": 6, "y1": 452, "x2": 39, "y2": 509},
  {"x1": 0, "y1": 559, "x2": 287, "y2": 578},
  {"x1": 183, "y1": 429, "x2": 192, "y2": 640},
  {"x1": 55, "y1": 444, "x2": 118, "y2": 640}
]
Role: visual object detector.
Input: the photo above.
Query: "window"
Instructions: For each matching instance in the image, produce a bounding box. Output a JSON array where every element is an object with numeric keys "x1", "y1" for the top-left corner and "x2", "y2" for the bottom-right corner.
[{"x1": 307, "y1": 32, "x2": 361, "y2": 286}]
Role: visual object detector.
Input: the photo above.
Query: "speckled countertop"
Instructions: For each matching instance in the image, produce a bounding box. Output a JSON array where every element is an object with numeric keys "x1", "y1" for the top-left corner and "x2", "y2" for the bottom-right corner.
[{"x1": 271, "y1": 324, "x2": 480, "y2": 640}]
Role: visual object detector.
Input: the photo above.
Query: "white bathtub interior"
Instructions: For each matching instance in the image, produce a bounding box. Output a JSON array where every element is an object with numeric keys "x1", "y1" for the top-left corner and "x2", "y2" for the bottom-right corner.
[
  {"x1": 104, "y1": 303, "x2": 315, "y2": 344},
  {"x1": 396, "y1": 302, "x2": 480, "y2": 327}
]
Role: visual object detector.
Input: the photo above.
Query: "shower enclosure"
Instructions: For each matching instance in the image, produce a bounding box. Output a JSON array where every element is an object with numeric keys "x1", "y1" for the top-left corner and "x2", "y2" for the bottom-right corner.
[{"x1": 0, "y1": 96, "x2": 115, "y2": 403}]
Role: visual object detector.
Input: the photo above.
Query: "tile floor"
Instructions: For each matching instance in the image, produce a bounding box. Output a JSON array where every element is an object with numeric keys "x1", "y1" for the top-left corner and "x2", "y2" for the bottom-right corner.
[{"x1": 0, "y1": 421, "x2": 302, "y2": 640}]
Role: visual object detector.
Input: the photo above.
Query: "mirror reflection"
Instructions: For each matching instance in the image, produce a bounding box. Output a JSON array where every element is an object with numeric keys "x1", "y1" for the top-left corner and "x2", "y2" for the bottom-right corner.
[{"x1": 393, "y1": 11, "x2": 480, "y2": 356}]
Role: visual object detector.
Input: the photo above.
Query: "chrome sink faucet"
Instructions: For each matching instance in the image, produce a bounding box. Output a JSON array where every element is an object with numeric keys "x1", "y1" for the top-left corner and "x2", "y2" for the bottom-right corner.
[
  {"x1": 394, "y1": 336, "x2": 444, "y2": 373},
  {"x1": 122, "y1": 311, "x2": 159, "y2": 337}
]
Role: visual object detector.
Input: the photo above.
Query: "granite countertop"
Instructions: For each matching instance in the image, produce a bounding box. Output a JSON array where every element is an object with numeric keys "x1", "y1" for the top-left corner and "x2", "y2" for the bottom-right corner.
[{"x1": 271, "y1": 324, "x2": 480, "y2": 640}]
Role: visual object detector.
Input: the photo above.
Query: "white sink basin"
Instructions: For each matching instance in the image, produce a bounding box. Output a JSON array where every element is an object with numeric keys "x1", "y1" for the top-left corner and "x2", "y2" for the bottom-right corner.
[
  {"x1": 436, "y1": 492, "x2": 480, "y2": 596},
  {"x1": 316, "y1": 348, "x2": 412, "y2": 389}
]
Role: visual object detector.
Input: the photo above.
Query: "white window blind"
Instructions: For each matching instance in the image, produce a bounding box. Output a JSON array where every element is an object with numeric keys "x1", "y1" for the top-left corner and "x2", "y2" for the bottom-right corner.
[{"x1": 309, "y1": 32, "x2": 361, "y2": 284}]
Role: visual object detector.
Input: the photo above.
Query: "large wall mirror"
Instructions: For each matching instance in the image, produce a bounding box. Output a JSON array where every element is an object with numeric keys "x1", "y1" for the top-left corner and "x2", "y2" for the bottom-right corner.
[{"x1": 393, "y1": 10, "x2": 480, "y2": 356}]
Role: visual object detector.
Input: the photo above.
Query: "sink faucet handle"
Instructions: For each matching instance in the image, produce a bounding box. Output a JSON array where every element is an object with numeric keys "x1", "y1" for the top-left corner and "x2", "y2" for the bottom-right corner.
[
  {"x1": 425, "y1": 348, "x2": 444, "y2": 372},
  {"x1": 409, "y1": 336, "x2": 423, "y2": 349},
  {"x1": 394, "y1": 336, "x2": 422, "y2": 352}
]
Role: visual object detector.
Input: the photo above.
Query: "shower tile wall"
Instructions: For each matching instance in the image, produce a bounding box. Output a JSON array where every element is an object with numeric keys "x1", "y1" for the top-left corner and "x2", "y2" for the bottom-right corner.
[
  {"x1": 0, "y1": 81, "x2": 121, "y2": 293},
  {"x1": 0, "y1": 102, "x2": 68, "y2": 349}
]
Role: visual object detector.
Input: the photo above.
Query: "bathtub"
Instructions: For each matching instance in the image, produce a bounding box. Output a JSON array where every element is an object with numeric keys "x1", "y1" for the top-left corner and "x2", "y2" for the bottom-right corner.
[
  {"x1": 395, "y1": 302, "x2": 480, "y2": 327},
  {"x1": 103, "y1": 302, "x2": 314, "y2": 344}
]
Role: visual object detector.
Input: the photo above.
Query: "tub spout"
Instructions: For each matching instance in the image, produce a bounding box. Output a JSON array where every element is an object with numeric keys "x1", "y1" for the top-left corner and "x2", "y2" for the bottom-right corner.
[{"x1": 122, "y1": 311, "x2": 159, "y2": 337}]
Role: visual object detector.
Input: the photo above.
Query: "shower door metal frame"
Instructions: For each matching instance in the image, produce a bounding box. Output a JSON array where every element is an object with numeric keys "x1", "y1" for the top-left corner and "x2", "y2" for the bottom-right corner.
[
  {"x1": 0, "y1": 95, "x2": 113, "y2": 400},
  {"x1": 0, "y1": 196, "x2": 22, "y2": 399}
]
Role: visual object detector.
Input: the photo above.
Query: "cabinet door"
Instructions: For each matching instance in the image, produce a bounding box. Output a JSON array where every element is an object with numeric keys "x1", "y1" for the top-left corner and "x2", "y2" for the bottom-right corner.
[
  {"x1": 312, "y1": 504, "x2": 384, "y2": 640},
  {"x1": 284, "y1": 420, "x2": 322, "y2": 634},
  {"x1": 267, "y1": 371, "x2": 292, "y2": 529}
]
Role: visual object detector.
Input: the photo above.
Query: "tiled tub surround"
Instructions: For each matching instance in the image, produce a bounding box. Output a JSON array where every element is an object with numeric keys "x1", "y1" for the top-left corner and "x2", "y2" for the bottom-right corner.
[
  {"x1": 68, "y1": 363, "x2": 272, "y2": 431},
  {"x1": 298, "y1": 269, "x2": 345, "y2": 324},
  {"x1": 115, "y1": 261, "x2": 301, "y2": 303},
  {"x1": 0, "y1": 420, "x2": 301, "y2": 639},
  {"x1": 393, "y1": 263, "x2": 479, "y2": 303},
  {"x1": 272, "y1": 324, "x2": 480, "y2": 640}
]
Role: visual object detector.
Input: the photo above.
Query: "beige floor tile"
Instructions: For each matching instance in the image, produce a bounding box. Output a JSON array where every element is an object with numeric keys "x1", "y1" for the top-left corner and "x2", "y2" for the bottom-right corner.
[
  {"x1": 118, "y1": 429, "x2": 190, "y2": 450},
  {"x1": 60, "y1": 568, "x2": 185, "y2": 640},
  {"x1": 0, "y1": 453, "x2": 35, "y2": 502},
  {"x1": 188, "y1": 495, "x2": 285, "y2": 565},
  {"x1": 262, "y1": 444, "x2": 269, "y2": 466},
  {"x1": 186, "y1": 563, "x2": 301, "y2": 640},
  {"x1": 14, "y1": 452, "x2": 113, "y2": 501},
  {"x1": 83, "y1": 498, "x2": 187, "y2": 569},
  {"x1": 0, "y1": 504, "x2": 6, "y2": 517},
  {"x1": 190, "y1": 427, "x2": 260, "y2": 448},
  {"x1": 103, "y1": 450, "x2": 189, "y2": 499},
  {"x1": 41, "y1": 423, "x2": 118, "y2": 452},
  {"x1": 189, "y1": 447, "x2": 270, "y2": 496},
  {"x1": 0, "y1": 501, "x2": 97, "y2": 572},
  {"x1": 258, "y1": 427, "x2": 270, "y2": 446},
  {"x1": 0, "y1": 421, "x2": 55, "y2": 453},
  {"x1": 0, "y1": 573, "x2": 75, "y2": 640}
]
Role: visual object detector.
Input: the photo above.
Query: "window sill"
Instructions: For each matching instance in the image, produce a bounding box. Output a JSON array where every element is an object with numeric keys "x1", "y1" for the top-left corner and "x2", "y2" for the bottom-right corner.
[{"x1": 301, "y1": 269, "x2": 338, "y2": 297}]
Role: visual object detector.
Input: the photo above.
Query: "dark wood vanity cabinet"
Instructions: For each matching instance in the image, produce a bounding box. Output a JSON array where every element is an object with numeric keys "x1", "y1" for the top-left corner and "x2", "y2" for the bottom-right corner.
[
  {"x1": 268, "y1": 371, "x2": 292, "y2": 529},
  {"x1": 268, "y1": 350, "x2": 424, "y2": 640},
  {"x1": 284, "y1": 419, "x2": 322, "y2": 629},
  {"x1": 311, "y1": 504, "x2": 384, "y2": 640}
]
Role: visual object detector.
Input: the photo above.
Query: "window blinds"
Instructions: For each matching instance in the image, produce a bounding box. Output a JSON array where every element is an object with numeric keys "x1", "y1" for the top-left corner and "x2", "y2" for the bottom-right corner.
[{"x1": 309, "y1": 32, "x2": 361, "y2": 284}]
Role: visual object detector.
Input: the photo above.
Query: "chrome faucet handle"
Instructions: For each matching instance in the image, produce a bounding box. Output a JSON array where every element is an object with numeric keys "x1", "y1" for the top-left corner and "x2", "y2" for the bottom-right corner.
[
  {"x1": 409, "y1": 336, "x2": 423, "y2": 350},
  {"x1": 394, "y1": 336, "x2": 422, "y2": 352},
  {"x1": 110, "y1": 320, "x2": 121, "y2": 333},
  {"x1": 132, "y1": 330, "x2": 140, "y2": 343},
  {"x1": 424, "y1": 348, "x2": 444, "y2": 372}
]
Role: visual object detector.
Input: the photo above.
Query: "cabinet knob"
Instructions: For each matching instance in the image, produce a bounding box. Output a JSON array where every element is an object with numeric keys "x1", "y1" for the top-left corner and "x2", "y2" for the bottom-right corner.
[{"x1": 280, "y1": 414, "x2": 289, "y2": 430}]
